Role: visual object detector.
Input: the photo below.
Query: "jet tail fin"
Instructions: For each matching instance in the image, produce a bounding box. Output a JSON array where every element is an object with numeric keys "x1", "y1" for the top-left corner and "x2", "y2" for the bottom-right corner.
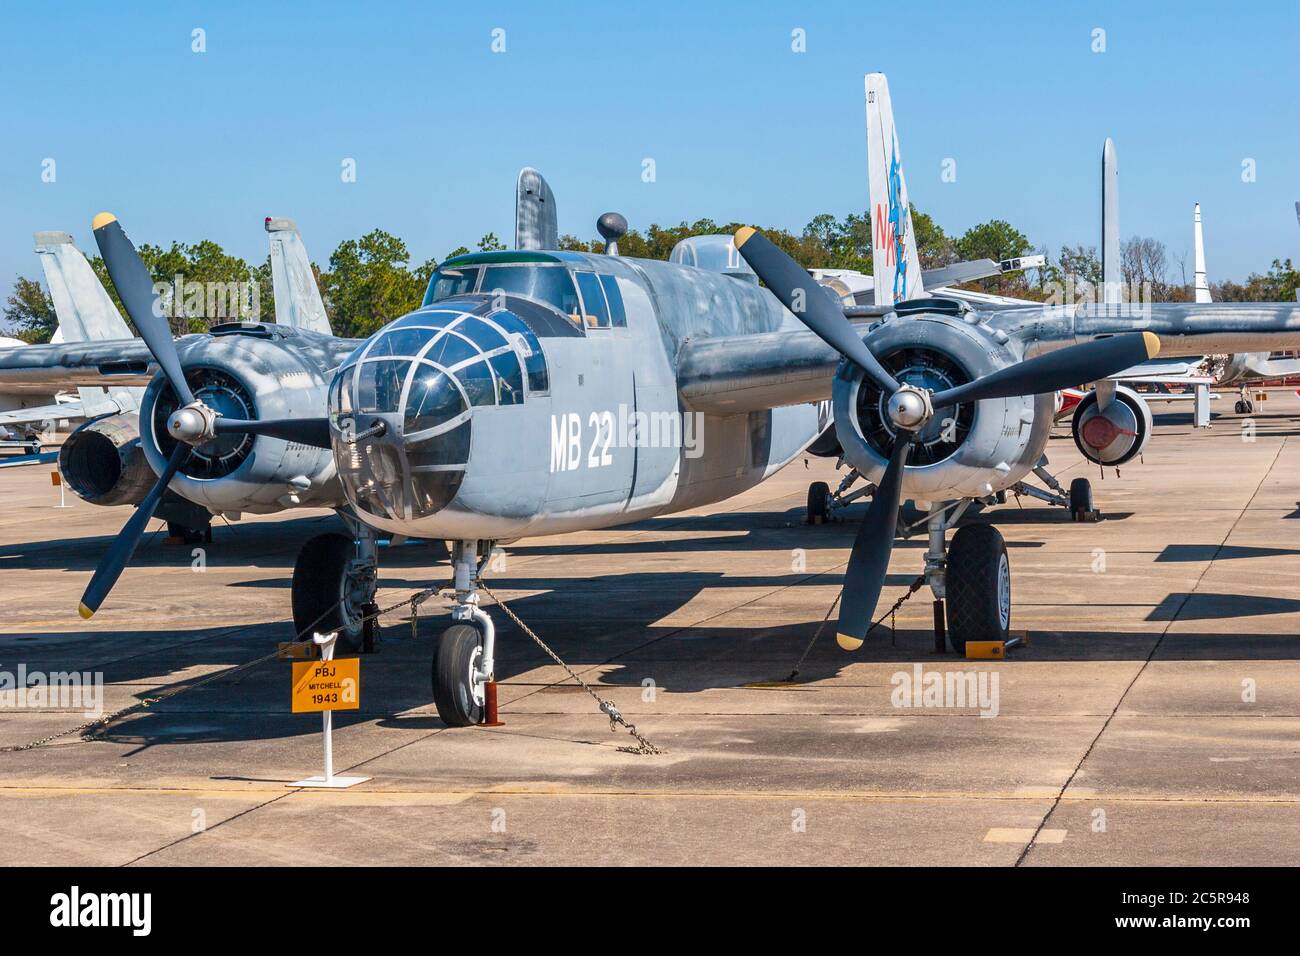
[
  {"x1": 1193, "y1": 203, "x2": 1212, "y2": 304},
  {"x1": 265, "y1": 218, "x2": 332, "y2": 335},
  {"x1": 515, "y1": 167, "x2": 558, "y2": 250},
  {"x1": 33, "y1": 231, "x2": 131, "y2": 342},
  {"x1": 864, "y1": 73, "x2": 923, "y2": 307}
]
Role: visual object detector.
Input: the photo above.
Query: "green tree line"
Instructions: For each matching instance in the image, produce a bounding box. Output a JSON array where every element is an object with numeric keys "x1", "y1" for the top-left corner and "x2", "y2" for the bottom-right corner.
[{"x1": 5, "y1": 210, "x2": 1297, "y2": 344}]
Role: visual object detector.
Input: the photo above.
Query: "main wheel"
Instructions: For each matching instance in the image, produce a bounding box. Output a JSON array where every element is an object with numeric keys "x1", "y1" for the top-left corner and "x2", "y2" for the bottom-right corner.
[
  {"x1": 946, "y1": 524, "x2": 1010, "y2": 654},
  {"x1": 1068, "y1": 477, "x2": 1094, "y2": 522},
  {"x1": 432, "y1": 622, "x2": 485, "y2": 726},
  {"x1": 806, "y1": 481, "x2": 830, "y2": 524},
  {"x1": 291, "y1": 532, "x2": 370, "y2": 653},
  {"x1": 1234, "y1": 400, "x2": 1246, "y2": 414}
]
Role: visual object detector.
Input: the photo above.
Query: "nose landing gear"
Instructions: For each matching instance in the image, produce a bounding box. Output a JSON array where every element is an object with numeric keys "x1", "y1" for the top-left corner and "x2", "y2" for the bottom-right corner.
[{"x1": 431, "y1": 540, "x2": 497, "y2": 727}]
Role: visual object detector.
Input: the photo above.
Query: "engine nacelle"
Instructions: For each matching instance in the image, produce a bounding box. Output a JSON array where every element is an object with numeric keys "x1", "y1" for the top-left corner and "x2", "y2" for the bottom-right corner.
[
  {"x1": 1071, "y1": 385, "x2": 1152, "y2": 466},
  {"x1": 58, "y1": 414, "x2": 155, "y2": 507},
  {"x1": 832, "y1": 314, "x2": 1055, "y2": 500},
  {"x1": 138, "y1": 327, "x2": 345, "y2": 514}
]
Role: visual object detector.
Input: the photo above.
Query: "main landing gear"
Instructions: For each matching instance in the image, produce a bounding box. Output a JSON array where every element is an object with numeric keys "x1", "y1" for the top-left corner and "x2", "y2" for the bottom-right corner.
[
  {"x1": 805, "y1": 461, "x2": 875, "y2": 524},
  {"x1": 432, "y1": 540, "x2": 497, "y2": 727},
  {"x1": 291, "y1": 513, "x2": 380, "y2": 655},
  {"x1": 1234, "y1": 386, "x2": 1255, "y2": 415},
  {"x1": 914, "y1": 502, "x2": 1011, "y2": 654}
]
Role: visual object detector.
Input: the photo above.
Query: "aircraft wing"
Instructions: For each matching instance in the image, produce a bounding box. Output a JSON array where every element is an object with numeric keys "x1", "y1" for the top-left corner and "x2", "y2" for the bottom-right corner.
[
  {"x1": 676, "y1": 326, "x2": 839, "y2": 413},
  {"x1": 0, "y1": 450, "x2": 59, "y2": 469},
  {"x1": 0, "y1": 400, "x2": 85, "y2": 427},
  {"x1": 0, "y1": 338, "x2": 157, "y2": 388}
]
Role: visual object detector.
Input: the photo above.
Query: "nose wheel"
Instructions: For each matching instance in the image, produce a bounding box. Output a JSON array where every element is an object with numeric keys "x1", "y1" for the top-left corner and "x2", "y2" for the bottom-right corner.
[{"x1": 431, "y1": 539, "x2": 497, "y2": 727}]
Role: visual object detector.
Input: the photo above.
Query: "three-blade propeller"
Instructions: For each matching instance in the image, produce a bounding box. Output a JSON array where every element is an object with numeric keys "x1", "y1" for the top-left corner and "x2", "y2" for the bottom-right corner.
[
  {"x1": 77, "y1": 214, "x2": 333, "y2": 618},
  {"x1": 732, "y1": 226, "x2": 1159, "y2": 646}
]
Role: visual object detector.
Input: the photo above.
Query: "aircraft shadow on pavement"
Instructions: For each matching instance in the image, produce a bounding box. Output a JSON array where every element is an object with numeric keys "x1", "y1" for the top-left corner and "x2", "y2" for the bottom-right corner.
[{"x1": 7, "y1": 559, "x2": 1297, "y2": 751}]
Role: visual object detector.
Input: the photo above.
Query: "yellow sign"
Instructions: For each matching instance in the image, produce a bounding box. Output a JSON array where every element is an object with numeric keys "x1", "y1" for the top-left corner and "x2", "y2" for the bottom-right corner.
[{"x1": 291, "y1": 658, "x2": 360, "y2": 713}]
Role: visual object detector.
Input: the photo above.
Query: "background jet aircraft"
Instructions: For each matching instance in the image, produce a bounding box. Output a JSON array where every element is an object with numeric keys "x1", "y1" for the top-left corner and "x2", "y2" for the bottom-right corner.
[{"x1": 0, "y1": 232, "x2": 139, "y2": 452}]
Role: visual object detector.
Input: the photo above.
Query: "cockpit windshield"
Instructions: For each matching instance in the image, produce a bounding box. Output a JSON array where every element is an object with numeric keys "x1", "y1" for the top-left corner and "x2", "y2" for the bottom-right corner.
[{"x1": 423, "y1": 261, "x2": 584, "y2": 327}]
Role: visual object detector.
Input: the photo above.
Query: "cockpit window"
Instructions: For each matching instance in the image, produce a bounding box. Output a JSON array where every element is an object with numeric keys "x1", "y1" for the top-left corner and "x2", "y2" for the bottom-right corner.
[
  {"x1": 423, "y1": 267, "x2": 480, "y2": 305},
  {"x1": 479, "y1": 265, "x2": 581, "y2": 324},
  {"x1": 574, "y1": 272, "x2": 611, "y2": 329},
  {"x1": 404, "y1": 365, "x2": 466, "y2": 435}
]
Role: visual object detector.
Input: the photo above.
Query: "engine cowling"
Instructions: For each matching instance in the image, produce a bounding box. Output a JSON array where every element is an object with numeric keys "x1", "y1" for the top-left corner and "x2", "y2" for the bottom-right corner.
[
  {"x1": 832, "y1": 314, "x2": 1055, "y2": 500},
  {"x1": 137, "y1": 327, "x2": 345, "y2": 514},
  {"x1": 58, "y1": 414, "x2": 155, "y2": 507},
  {"x1": 1071, "y1": 384, "x2": 1152, "y2": 466}
]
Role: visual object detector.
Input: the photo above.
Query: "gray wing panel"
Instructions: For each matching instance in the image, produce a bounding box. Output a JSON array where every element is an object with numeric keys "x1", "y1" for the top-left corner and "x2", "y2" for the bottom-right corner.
[
  {"x1": 676, "y1": 328, "x2": 839, "y2": 414},
  {"x1": 0, "y1": 338, "x2": 157, "y2": 387}
]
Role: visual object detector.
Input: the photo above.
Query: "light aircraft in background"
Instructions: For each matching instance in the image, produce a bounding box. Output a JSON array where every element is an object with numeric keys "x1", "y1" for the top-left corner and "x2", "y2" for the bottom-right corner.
[{"x1": 1192, "y1": 202, "x2": 1300, "y2": 413}]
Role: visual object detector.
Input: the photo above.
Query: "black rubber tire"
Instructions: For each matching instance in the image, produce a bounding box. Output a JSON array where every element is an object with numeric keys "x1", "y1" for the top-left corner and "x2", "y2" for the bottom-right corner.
[
  {"x1": 166, "y1": 521, "x2": 205, "y2": 544},
  {"x1": 291, "y1": 532, "x2": 366, "y2": 653},
  {"x1": 1069, "y1": 477, "x2": 1094, "y2": 522},
  {"x1": 1246, "y1": 401, "x2": 1255, "y2": 414},
  {"x1": 946, "y1": 524, "x2": 1011, "y2": 654},
  {"x1": 806, "y1": 481, "x2": 830, "y2": 524},
  {"x1": 432, "y1": 623, "x2": 485, "y2": 726},
  {"x1": 1234, "y1": 400, "x2": 1245, "y2": 414}
]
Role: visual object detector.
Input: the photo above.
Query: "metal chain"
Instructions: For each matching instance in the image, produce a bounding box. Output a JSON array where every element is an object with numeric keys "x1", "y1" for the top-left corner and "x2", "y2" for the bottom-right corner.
[
  {"x1": 784, "y1": 590, "x2": 842, "y2": 681},
  {"x1": 4, "y1": 587, "x2": 450, "y2": 753},
  {"x1": 480, "y1": 583, "x2": 663, "y2": 756},
  {"x1": 781, "y1": 574, "x2": 927, "y2": 682}
]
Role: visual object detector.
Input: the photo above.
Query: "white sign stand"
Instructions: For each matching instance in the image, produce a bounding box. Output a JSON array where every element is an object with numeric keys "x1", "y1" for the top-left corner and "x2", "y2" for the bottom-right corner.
[{"x1": 292, "y1": 631, "x2": 370, "y2": 789}]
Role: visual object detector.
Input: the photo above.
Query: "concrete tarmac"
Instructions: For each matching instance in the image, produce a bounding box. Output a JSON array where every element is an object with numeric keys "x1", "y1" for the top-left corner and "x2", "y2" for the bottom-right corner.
[{"x1": 1, "y1": 392, "x2": 1297, "y2": 866}]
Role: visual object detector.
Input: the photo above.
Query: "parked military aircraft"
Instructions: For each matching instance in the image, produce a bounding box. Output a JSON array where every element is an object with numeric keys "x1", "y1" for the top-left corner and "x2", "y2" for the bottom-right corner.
[
  {"x1": 0, "y1": 173, "x2": 562, "y2": 649},
  {"x1": 1192, "y1": 203, "x2": 1300, "y2": 412},
  {"x1": 73, "y1": 147, "x2": 1300, "y2": 727},
  {"x1": 0, "y1": 232, "x2": 139, "y2": 452}
]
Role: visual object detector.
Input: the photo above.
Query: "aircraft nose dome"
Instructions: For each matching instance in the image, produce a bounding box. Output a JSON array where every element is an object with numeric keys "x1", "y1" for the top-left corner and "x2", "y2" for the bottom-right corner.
[{"x1": 326, "y1": 302, "x2": 546, "y2": 524}]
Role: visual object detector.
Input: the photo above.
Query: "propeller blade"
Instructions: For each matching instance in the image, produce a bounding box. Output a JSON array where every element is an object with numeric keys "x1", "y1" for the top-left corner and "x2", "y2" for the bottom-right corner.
[
  {"x1": 78, "y1": 443, "x2": 189, "y2": 619},
  {"x1": 92, "y1": 213, "x2": 195, "y2": 407},
  {"x1": 837, "y1": 437, "x2": 911, "y2": 650},
  {"x1": 931, "y1": 332, "x2": 1159, "y2": 408},
  {"x1": 734, "y1": 227, "x2": 901, "y2": 394},
  {"x1": 213, "y1": 417, "x2": 332, "y2": 449}
]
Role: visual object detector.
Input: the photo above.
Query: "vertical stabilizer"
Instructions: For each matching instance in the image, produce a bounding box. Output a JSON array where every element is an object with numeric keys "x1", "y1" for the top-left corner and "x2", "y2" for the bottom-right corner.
[
  {"x1": 515, "y1": 168, "x2": 558, "y2": 250},
  {"x1": 265, "y1": 218, "x2": 332, "y2": 335},
  {"x1": 33, "y1": 231, "x2": 139, "y2": 415},
  {"x1": 33, "y1": 231, "x2": 131, "y2": 342},
  {"x1": 1193, "y1": 203, "x2": 1212, "y2": 303},
  {"x1": 1101, "y1": 138, "x2": 1121, "y2": 305},
  {"x1": 864, "y1": 73, "x2": 922, "y2": 306}
]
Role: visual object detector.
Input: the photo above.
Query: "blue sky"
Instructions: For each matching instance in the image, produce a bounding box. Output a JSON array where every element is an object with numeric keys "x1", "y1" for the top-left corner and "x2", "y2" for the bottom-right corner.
[{"x1": 1, "y1": 0, "x2": 1296, "y2": 307}]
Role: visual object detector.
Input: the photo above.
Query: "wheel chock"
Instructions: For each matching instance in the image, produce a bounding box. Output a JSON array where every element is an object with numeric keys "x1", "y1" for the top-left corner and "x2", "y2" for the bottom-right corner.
[
  {"x1": 965, "y1": 630, "x2": 1029, "y2": 660},
  {"x1": 481, "y1": 679, "x2": 505, "y2": 727}
]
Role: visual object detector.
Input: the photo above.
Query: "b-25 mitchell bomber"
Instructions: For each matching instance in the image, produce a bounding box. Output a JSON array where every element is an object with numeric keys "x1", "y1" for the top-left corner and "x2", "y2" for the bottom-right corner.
[{"x1": 71, "y1": 130, "x2": 1300, "y2": 725}]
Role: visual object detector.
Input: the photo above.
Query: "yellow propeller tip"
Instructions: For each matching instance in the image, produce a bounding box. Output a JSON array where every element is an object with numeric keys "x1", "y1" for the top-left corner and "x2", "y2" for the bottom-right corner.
[
  {"x1": 734, "y1": 226, "x2": 756, "y2": 248},
  {"x1": 1142, "y1": 331, "x2": 1161, "y2": 358},
  {"x1": 836, "y1": 632, "x2": 864, "y2": 651},
  {"x1": 91, "y1": 212, "x2": 117, "y2": 231},
  {"x1": 77, "y1": 602, "x2": 95, "y2": 620}
]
